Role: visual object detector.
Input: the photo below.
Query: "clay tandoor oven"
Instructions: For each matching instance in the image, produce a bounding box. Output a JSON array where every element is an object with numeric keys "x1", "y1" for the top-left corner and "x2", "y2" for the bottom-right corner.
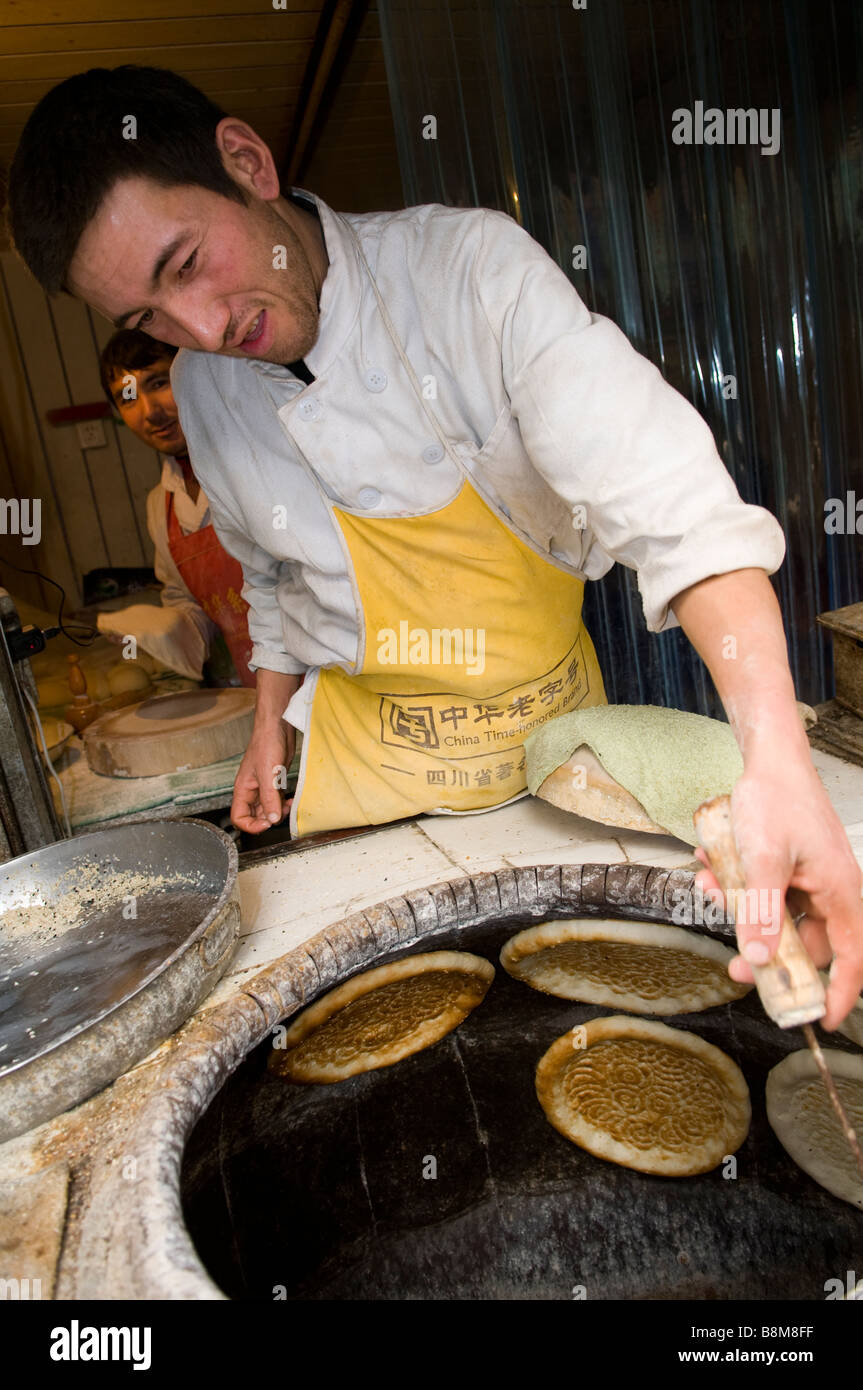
[{"x1": 177, "y1": 864, "x2": 863, "y2": 1301}]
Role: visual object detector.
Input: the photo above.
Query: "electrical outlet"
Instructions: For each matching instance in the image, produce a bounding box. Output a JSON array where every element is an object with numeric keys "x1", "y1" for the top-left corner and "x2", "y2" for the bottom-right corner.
[{"x1": 76, "y1": 420, "x2": 107, "y2": 450}]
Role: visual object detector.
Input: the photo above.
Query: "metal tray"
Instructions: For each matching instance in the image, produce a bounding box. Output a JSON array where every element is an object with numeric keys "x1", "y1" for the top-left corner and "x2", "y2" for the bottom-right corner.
[{"x1": 0, "y1": 818, "x2": 239, "y2": 1142}]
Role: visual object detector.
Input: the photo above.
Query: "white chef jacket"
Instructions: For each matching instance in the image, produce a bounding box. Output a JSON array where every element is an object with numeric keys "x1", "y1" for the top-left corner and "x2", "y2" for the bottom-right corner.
[{"x1": 171, "y1": 189, "x2": 786, "y2": 690}]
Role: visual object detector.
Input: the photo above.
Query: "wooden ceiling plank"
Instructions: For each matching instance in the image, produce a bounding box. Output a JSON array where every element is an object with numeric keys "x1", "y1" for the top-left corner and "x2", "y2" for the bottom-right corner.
[
  {"x1": 0, "y1": 14, "x2": 320, "y2": 56},
  {"x1": 0, "y1": 63, "x2": 326, "y2": 103},
  {"x1": 0, "y1": 43, "x2": 317, "y2": 81},
  {"x1": 0, "y1": 0, "x2": 324, "y2": 22},
  {"x1": 0, "y1": 89, "x2": 302, "y2": 115},
  {"x1": 309, "y1": 133, "x2": 396, "y2": 153},
  {"x1": 316, "y1": 110, "x2": 396, "y2": 132}
]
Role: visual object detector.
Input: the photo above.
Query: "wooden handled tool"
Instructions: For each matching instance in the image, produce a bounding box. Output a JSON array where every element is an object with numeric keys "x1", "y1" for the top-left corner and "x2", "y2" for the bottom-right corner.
[
  {"x1": 694, "y1": 793, "x2": 863, "y2": 1184},
  {"x1": 694, "y1": 794, "x2": 824, "y2": 1028}
]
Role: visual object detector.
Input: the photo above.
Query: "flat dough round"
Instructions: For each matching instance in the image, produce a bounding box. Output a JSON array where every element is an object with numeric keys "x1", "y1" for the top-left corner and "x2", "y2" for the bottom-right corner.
[
  {"x1": 501, "y1": 918, "x2": 750, "y2": 1014},
  {"x1": 107, "y1": 660, "x2": 151, "y2": 695},
  {"x1": 269, "y1": 950, "x2": 494, "y2": 1084},
  {"x1": 536, "y1": 745, "x2": 669, "y2": 835},
  {"x1": 536, "y1": 1015, "x2": 751, "y2": 1176},
  {"x1": 766, "y1": 1048, "x2": 863, "y2": 1210}
]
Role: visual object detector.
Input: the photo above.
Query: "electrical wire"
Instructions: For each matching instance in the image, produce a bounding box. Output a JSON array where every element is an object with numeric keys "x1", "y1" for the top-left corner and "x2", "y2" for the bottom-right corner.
[
  {"x1": 21, "y1": 684, "x2": 72, "y2": 838},
  {"x1": 1, "y1": 559, "x2": 98, "y2": 646}
]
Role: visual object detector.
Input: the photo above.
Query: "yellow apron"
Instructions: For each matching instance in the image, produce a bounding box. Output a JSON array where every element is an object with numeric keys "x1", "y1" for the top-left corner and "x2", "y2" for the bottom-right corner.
[{"x1": 292, "y1": 477, "x2": 606, "y2": 834}]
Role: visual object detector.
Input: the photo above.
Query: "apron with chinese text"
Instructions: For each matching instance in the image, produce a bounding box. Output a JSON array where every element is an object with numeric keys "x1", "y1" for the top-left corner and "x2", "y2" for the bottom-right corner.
[{"x1": 292, "y1": 477, "x2": 605, "y2": 833}]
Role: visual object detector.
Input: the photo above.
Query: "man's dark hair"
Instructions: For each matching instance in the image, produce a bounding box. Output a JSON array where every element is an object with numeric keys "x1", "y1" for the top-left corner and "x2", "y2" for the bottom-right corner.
[
  {"x1": 99, "y1": 329, "x2": 178, "y2": 407},
  {"x1": 7, "y1": 65, "x2": 247, "y2": 295}
]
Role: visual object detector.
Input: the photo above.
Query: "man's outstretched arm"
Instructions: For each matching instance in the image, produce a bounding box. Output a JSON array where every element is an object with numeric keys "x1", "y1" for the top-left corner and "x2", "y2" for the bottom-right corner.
[
  {"x1": 232, "y1": 669, "x2": 302, "y2": 834},
  {"x1": 672, "y1": 566, "x2": 863, "y2": 1029}
]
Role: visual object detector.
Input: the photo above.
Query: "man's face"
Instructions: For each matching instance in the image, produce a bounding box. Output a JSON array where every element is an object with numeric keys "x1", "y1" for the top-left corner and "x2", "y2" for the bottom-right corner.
[
  {"x1": 68, "y1": 176, "x2": 321, "y2": 364},
  {"x1": 108, "y1": 357, "x2": 186, "y2": 454}
]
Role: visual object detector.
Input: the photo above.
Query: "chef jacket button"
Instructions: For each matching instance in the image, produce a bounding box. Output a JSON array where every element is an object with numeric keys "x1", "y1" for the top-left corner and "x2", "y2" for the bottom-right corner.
[
  {"x1": 422, "y1": 443, "x2": 445, "y2": 464},
  {"x1": 363, "y1": 368, "x2": 388, "y2": 393},
  {"x1": 297, "y1": 398, "x2": 321, "y2": 420},
  {"x1": 357, "y1": 487, "x2": 382, "y2": 509}
]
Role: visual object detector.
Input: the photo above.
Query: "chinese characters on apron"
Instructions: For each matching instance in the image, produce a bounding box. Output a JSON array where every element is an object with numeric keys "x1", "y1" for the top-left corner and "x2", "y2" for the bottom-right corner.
[{"x1": 293, "y1": 478, "x2": 605, "y2": 834}]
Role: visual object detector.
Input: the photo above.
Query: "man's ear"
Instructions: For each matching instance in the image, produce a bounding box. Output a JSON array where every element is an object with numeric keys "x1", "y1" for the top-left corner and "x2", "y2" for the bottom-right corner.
[{"x1": 215, "y1": 118, "x2": 281, "y2": 202}]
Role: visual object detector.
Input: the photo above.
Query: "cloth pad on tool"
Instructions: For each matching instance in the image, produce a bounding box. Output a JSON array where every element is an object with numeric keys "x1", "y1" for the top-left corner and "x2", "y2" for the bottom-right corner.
[{"x1": 524, "y1": 704, "x2": 743, "y2": 846}]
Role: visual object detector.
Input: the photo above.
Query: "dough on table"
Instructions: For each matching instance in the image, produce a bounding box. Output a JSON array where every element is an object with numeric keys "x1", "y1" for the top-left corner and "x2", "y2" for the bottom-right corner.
[
  {"x1": 268, "y1": 950, "x2": 494, "y2": 1084},
  {"x1": 107, "y1": 660, "x2": 152, "y2": 696},
  {"x1": 36, "y1": 676, "x2": 71, "y2": 710},
  {"x1": 501, "y1": 918, "x2": 750, "y2": 1014},
  {"x1": 766, "y1": 1048, "x2": 863, "y2": 1210},
  {"x1": 535, "y1": 1014, "x2": 751, "y2": 1176}
]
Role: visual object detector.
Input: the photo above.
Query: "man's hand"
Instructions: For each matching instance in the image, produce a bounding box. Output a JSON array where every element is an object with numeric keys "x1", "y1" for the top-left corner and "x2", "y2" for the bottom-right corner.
[
  {"x1": 672, "y1": 568, "x2": 863, "y2": 1030},
  {"x1": 231, "y1": 669, "x2": 302, "y2": 834},
  {"x1": 694, "y1": 753, "x2": 863, "y2": 1030}
]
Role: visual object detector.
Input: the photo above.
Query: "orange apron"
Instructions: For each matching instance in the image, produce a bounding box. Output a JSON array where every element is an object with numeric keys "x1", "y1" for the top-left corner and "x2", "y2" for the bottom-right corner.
[{"x1": 166, "y1": 492, "x2": 255, "y2": 687}]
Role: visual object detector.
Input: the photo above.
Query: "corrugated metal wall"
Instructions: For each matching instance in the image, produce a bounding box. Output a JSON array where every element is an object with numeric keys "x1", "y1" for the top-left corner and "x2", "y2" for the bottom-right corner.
[{"x1": 379, "y1": 0, "x2": 863, "y2": 714}]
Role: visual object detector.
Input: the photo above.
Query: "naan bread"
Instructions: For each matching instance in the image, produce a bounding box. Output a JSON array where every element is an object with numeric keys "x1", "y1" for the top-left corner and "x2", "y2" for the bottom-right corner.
[
  {"x1": 269, "y1": 950, "x2": 494, "y2": 1084},
  {"x1": 766, "y1": 1049, "x2": 863, "y2": 1209},
  {"x1": 536, "y1": 745, "x2": 669, "y2": 834},
  {"x1": 536, "y1": 1015, "x2": 751, "y2": 1176},
  {"x1": 501, "y1": 918, "x2": 750, "y2": 1014}
]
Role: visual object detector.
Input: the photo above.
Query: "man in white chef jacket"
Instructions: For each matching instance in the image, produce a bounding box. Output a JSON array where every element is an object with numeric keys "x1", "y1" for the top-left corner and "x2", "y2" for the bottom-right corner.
[{"x1": 8, "y1": 64, "x2": 863, "y2": 1030}]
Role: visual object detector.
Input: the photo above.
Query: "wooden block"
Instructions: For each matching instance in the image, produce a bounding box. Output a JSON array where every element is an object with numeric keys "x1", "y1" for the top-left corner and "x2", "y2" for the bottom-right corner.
[
  {"x1": 83, "y1": 688, "x2": 256, "y2": 779},
  {"x1": 808, "y1": 699, "x2": 863, "y2": 769},
  {"x1": 818, "y1": 603, "x2": 863, "y2": 719}
]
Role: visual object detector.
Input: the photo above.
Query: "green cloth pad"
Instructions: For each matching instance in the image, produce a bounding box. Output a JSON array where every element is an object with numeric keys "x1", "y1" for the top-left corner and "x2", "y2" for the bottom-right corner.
[{"x1": 524, "y1": 704, "x2": 743, "y2": 846}]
